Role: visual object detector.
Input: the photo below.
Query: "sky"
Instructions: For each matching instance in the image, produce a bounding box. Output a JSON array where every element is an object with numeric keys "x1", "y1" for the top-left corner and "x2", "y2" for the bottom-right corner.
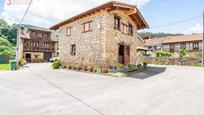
[{"x1": 0, "y1": 0, "x2": 203, "y2": 34}]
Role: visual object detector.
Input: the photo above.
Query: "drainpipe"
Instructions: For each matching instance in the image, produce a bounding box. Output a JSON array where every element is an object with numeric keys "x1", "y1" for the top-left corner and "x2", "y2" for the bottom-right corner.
[{"x1": 202, "y1": 10, "x2": 204, "y2": 66}]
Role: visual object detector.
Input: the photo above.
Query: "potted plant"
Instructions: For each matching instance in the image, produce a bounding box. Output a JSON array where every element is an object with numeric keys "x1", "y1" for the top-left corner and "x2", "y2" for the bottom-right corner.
[
  {"x1": 137, "y1": 64, "x2": 142, "y2": 70},
  {"x1": 128, "y1": 63, "x2": 135, "y2": 70},
  {"x1": 143, "y1": 62, "x2": 148, "y2": 68},
  {"x1": 116, "y1": 64, "x2": 125, "y2": 72}
]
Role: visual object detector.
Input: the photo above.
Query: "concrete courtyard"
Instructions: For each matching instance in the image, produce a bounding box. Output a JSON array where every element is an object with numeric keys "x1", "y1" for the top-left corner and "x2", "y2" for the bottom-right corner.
[{"x1": 0, "y1": 63, "x2": 204, "y2": 115}]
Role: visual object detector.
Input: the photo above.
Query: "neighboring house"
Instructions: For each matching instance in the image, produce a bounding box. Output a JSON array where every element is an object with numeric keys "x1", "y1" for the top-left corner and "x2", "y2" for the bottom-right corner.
[
  {"x1": 50, "y1": 1, "x2": 149, "y2": 69},
  {"x1": 145, "y1": 38, "x2": 165, "y2": 52},
  {"x1": 145, "y1": 33, "x2": 203, "y2": 53},
  {"x1": 16, "y1": 25, "x2": 59, "y2": 62},
  {"x1": 162, "y1": 33, "x2": 203, "y2": 52}
]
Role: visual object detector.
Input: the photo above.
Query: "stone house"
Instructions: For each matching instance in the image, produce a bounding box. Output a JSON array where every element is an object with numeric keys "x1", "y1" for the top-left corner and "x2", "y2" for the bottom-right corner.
[
  {"x1": 16, "y1": 25, "x2": 59, "y2": 62},
  {"x1": 50, "y1": 1, "x2": 149, "y2": 70}
]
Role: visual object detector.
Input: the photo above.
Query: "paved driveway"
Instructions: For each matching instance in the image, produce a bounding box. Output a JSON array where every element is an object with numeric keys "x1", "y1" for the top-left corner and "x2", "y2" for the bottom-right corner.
[{"x1": 0, "y1": 63, "x2": 204, "y2": 115}]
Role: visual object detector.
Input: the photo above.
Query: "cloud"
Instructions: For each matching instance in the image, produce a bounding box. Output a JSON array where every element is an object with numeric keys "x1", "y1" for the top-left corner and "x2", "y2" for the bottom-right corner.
[
  {"x1": 187, "y1": 23, "x2": 203, "y2": 34},
  {"x1": 1, "y1": 0, "x2": 151, "y2": 28}
]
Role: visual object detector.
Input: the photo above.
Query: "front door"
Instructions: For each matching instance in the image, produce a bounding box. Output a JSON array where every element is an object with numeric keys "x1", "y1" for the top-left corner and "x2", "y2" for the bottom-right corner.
[
  {"x1": 124, "y1": 46, "x2": 130, "y2": 65},
  {"x1": 119, "y1": 45, "x2": 125, "y2": 64},
  {"x1": 25, "y1": 53, "x2": 31, "y2": 62},
  {"x1": 44, "y1": 52, "x2": 52, "y2": 62},
  {"x1": 118, "y1": 44, "x2": 130, "y2": 65}
]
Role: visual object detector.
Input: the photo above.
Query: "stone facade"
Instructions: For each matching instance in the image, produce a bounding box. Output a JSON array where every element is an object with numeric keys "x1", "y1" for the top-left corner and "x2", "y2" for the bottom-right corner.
[{"x1": 58, "y1": 11, "x2": 146, "y2": 69}]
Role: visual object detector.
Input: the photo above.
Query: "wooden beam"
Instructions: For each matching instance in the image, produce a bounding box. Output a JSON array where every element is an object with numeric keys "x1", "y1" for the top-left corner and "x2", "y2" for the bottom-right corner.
[
  {"x1": 113, "y1": 4, "x2": 135, "y2": 10},
  {"x1": 125, "y1": 8, "x2": 136, "y2": 15}
]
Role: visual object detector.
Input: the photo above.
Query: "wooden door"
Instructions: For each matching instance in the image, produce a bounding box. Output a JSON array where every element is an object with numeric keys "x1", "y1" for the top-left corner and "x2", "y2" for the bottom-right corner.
[
  {"x1": 124, "y1": 46, "x2": 130, "y2": 65},
  {"x1": 44, "y1": 52, "x2": 52, "y2": 62}
]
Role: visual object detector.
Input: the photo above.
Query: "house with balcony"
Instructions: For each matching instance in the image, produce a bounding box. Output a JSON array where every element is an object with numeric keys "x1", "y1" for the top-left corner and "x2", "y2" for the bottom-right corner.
[
  {"x1": 16, "y1": 25, "x2": 59, "y2": 62},
  {"x1": 50, "y1": 1, "x2": 149, "y2": 70}
]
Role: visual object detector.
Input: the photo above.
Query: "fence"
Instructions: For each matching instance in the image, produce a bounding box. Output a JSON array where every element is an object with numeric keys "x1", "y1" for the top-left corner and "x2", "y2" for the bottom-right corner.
[{"x1": 0, "y1": 55, "x2": 10, "y2": 64}]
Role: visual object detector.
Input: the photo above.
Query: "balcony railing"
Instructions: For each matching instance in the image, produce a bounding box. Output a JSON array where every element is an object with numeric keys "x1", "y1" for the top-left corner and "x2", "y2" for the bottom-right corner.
[
  {"x1": 30, "y1": 35, "x2": 51, "y2": 40},
  {"x1": 23, "y1": 46, "x2": 56, "y2": 52}
]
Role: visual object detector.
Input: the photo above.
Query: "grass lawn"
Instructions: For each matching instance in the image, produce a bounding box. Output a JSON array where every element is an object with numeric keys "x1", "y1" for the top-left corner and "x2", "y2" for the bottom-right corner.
[{"x1": 0, "y1": 64, "x2": 11, "y2": 70}]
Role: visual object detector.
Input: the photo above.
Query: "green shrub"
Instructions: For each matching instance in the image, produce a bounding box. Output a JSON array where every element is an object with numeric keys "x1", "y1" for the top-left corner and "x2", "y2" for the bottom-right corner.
[
  {"x1": 156, "y1": 51, "x2": 172, "y2": 57},
  {"x1": 18, "y1": 58, "x2": 26, "y2": 66},
  {"x1": 143, "y1": 62, "x2": 148, "y2": 68},
  {"x1": 116, "y1": 64, "x2": 124, "y2": 69},
  {"x1": 180, "y1": 49, "x2": 188, "y2": 58},
  {"x1": 127, "y1": 63, "x2": 134, "y2": 68},
  {"x1": 137, "y1": 64, "x2": 142, "y2": 69},
  {"x1": 52, "y1": 60, "x2": 61, "y2": 69}
]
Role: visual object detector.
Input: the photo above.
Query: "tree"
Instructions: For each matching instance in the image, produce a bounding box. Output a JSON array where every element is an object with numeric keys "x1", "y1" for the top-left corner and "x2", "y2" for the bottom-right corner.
[
  {"x1": 0, "y1": 36, "x2": 15, "y2": 59},
  {"x1": 0, "y1": 36, "x2": 11, "y2": 47},
  {"x1": 180, "y1": 49, "x2": 188, "y2": 58},
  {"x1": 8, "y1": 24, "x2": 18, "y2": 45},
  {"x1": 139, "y1": 32, "x2": 183, "y2": 38},
  {"x1": 0, "y1": 19, "x2": 18, "y2": 45}
]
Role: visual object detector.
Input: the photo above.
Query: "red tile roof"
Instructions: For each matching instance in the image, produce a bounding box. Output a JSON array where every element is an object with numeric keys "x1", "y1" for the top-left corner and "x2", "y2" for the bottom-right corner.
[
  {"x1": 162, "y1": 33, "x2": 203, "y2": 44},
  {"x1": 50, "y1": 1, "x2": 149, "y2": 30},
  {"x1": 145, "y1": 33, "x2": 203, "y2": 46},
  {"x1": 145, "y1": 38, "x2": 165, "y2": 46}
]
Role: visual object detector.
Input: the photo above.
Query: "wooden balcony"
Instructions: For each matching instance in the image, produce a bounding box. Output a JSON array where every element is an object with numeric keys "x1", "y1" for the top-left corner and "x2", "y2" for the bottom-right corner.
[
  {"x1": 23, "y1": 46, "x2": 56, "y2": 52},
  {"x1": 30, "y1": 35, "x2": 51, "y2": 40}
]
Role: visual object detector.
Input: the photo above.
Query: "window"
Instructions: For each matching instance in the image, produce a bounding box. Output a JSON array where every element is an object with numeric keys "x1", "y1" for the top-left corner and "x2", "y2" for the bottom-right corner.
[
  {"x1": 193, "y1": 42, "x2": 199, "y2": 50},
  {"x1": 169, "y1": 44, "x2": 174, "y2": 52},
  {"x1": 38, "y1": 33, "x2": 42, "y2": 37},
  {"x1": 32, "y1": 32, "x2": 36, "y2": 36},
  {"x1": 114, "y1": 16, "x2": 120, "y2": 30},
  {"x1": 24, "y1": 40, "x2": 30, "y2": 45},
  {"x1": 71, "y1": 44, "x2": 76, "y2": 56},
  {"x1": 44, "y1": 33, "x2": 48, "y2": 37},
  {"x1": 122, "y1": 23, "x2": 133, "y2": 35},
  {"x1": 35, "y1": 55, "x2": 39, "y2": 59},
  {"x1": 66, "y1": 27, "x2": 71, "y2": 36},
  {"x1": 180, "y1": 43, "x2": 186, "y2": 49},
  {"x1": 128, "y1": 24, "x2": 133, "y2": 35},
  {"x1": 44, "y1": 42, "x2": 49, "y2": 48},
  {"x1": 33, "y1": 41, "x2": 39, "y2": 47},
  {"x1": 122, "y1": 24, "x2": 129, "y2": 35},
  {"x1": 83, "y1": 21, "x2": 92, "y2": 32}
]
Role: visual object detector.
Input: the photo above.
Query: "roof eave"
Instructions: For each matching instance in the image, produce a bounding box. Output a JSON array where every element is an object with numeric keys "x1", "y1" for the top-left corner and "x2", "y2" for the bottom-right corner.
[
  {"x1": 50, "y1": 1, "x2": 149, "y2": 30},
  {"x1": 136, "y1": 8, "x2": 149, "y2": 29}
]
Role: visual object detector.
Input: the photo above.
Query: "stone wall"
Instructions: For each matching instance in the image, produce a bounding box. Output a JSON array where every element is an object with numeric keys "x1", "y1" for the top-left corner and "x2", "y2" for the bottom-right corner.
[{"x1": 145, "y1": 57, "x2": 202, "y2": 66}]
